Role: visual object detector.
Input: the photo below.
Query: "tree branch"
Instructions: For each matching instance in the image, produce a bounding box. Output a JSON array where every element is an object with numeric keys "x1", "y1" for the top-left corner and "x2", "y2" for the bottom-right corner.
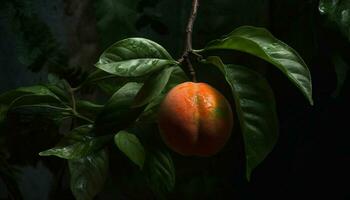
[
  {"x1": 184, "y1": 0, "x2": 199, "y2": 53},
  {"x1": 180, "y1": 0, "x2": 200, "y2": 82}
]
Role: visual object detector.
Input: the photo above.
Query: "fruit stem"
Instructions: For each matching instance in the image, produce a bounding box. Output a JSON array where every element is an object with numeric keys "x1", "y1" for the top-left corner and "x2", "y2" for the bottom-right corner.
[{"x1": 180, "y1": 0, "x2": 199, "y2": 82}]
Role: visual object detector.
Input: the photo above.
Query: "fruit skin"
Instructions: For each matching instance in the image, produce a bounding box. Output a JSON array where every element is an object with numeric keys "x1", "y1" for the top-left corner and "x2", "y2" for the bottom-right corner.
[{"x1": 158, "y1": 82, "x2": 233, "y2": 156}]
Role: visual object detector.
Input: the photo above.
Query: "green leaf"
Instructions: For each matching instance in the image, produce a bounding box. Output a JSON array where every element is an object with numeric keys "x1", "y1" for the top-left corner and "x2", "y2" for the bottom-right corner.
[
  {"x1": 136, "y1": 95, "x2": 164, "y2": 125},
  {"x1": 205, "y1": 56, "x2": 278, "y2": 180},
  {"x1": 10, "y1": 104, "x2": 72, "y2": 124},
  {"x1": 83, "y1": 69, "x2": 146, "y2": 95},
  {"x1": 319, "y1": 0, "x2": 350, "y2": 40},
  {"x1": 84, "y1": 69, "x2": 117, "y2": 85},
  {"x1": 96, "y1": 38, "x2": 177, "y2": 77},
  {"x1": 114, "y1": 130, "x2": 145, "y2": 169},
  {"x1": 46, "y1": 85, "x2": 69, "y2": 102},
  {"x1": 136, "y1": 66, "x2": 188, "y2": 124},
  {"x1": 94, "y1": 82, "x2": 144, "y2": 134},
  {"x1": 69, "y1": 149, "x2": 109, "y2": 200},
  {"x1": 76, "y1": 100, "x2": 103, "y2": 117},
  {"x1": 0, "y1": 85, "x2": 69, "y2": 124},
  {"x1": 144, "y1": 149, "x2": 175, "y2": 198},
  {"x1": 164, "y1": 66, "x2": 189, "y2": 90},
  {"x1": 133, "y1": 66, "x2": 177, "y2": 107},
  {"x1": 8, "y1": 95, "x2": 66, "y2": 109},
  {"x1": 0, "y1": 85, "x2": 63, "y2": 104},
  {"x1": 39, "y1": 125, "x2": 112, "y2": 159},
  {"x1": 202, "y1": 26, "x2": 313, "y2": 105}
]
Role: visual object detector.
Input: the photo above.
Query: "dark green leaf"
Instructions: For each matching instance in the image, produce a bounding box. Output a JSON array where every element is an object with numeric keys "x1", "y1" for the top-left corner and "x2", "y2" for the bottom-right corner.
[
  {"x1": 39, "y1": 125, "x2": 112, "y2": 159},
  {"x1": 319, "y1": 0, "x2": 350, "y2": 40},
  {"x1": 205, "y1": 56, "x2": 278, "y2": 180},
  {"x1": 0, "y1": 85, "x2": 63, "y2": 105},
  {"x1": 133, "y1": 66, "x2": 177, "y2": 107},
  {"x1": 9, "y1": 95, "x2": 66, "y2": 109},
  {"x1": 96, "y1": 38, "x2": 176, "y2": 77},
  {"x1": 96, "y1": 79, "x2": 128, "y2": 95},
  {"x1": 144, "y1": 149, "x2": 175, "y2": 198},
  {"x1": 0, "y1": 85, "x2": 69, "y2": 125},
  {"x1": 76, "y1": 100, "x2": 103, "y2": 117},
  {"x1": 69, "y1": 149, "x2": 109, "y2": 200},
  {"x1": 83, "y1": 69, "x2": 118, "y2": 86},
  {"x1": 94, "y1": 82, "x2": 144, "y2": 134},
  {"x1": 164, "y1": 66, "x2": 189, "y2": 91},
  {"x1": 136, "y1": 95, "x2": 164, "y2": 125},
  {"x1": 136, "y1": 66, "x2": 188, "y2": 124},
  {"x1": 114, "y1": 130, "x2": 145, "y2": 169},
  {"x1": 47, "y1": 74, "x2": 68, "y2": 97},
  {"x1": 83, "y1": 69, "x2": 145, "y2": 95},
  {"x1": 202, "y1": 26, "x2": 313, "y2": 105}
]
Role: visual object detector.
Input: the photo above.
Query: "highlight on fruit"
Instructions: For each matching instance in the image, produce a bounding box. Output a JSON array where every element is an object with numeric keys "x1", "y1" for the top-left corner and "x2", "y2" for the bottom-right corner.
[{"x1": 158, "y1": 82, "x2": 234, "y2": 156}]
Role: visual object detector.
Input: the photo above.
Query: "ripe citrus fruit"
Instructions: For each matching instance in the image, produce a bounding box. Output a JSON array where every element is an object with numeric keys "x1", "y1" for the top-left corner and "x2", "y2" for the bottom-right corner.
[{"x1": 158, "y1": 82, "x2": 233, "y2": 156}]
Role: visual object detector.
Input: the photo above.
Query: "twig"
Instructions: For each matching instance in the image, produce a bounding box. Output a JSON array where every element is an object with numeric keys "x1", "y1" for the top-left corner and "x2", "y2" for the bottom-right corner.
[
  {"x1": 184, "y1": 0, "x2": 199, "y2": 54},
  {"x1": 179, "y1": 0, "x2": 200, "y2": 82}
]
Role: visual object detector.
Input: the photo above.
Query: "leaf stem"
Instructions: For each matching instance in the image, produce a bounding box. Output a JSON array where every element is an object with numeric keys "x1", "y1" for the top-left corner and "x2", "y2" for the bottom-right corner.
[
  {"x1": 63, "y1": 80, "x2": 94, "y2": 124},
  {"x1": 180, "y1": 0, "x2": 200, "y2": 82},
  {"x1": 74, "y1": 112, "x2": 94, "y2": 124},
  {"x1": 66, "y1": 83, "x2": 76, "y2": 112}
]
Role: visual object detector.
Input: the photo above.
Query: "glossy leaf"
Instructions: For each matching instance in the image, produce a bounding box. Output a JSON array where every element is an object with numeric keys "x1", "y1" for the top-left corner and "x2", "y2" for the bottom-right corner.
[
  {"x1": 136, "y1": 66, "x2": 188, "y2": 124},
  {"x1": 206, "y1": 56, "x2": 278, "y2": 180},
  {"x1": 69, "y1": 149, "x2": 109, "y2": 200},
  {"x1": 39, "y1": 125, "x2": 112, "y2": 159},
  {"x1": 319, "y1": 0, "x2": 350, "y2": 40},
  {"x1": 94, "y1": 82, "x2": 144, "y2": 134},
  {"x1": 203, "y1": 26, "x2": 313, "y2": 105},
  {"x1": 144, "y1": 149, "x2": 175, "y2": 198},
  {"x1": 114, "y1": 130, "x2": 145, "y2": 169},
  {"x1": 133, "y1": 66, "x2": 177, "y2": 107},
  {"x1": 96, "y1": 38, "x2": 176, "y2": 77}
]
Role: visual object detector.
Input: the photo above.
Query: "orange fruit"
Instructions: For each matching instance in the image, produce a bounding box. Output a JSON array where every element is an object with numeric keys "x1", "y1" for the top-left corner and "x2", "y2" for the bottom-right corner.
[{"x1": 158, "y1": 82, "x2": 233, "y2": 156}]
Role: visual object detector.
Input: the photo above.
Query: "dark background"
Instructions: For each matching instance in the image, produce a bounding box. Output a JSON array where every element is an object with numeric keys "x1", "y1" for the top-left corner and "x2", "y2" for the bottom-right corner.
[{"x1": 0, "y1": 0, "x2": 349, "y2": 199}]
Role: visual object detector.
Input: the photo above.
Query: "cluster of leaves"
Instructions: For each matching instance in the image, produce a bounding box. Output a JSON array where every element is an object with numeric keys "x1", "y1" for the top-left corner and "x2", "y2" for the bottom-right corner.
[{"x1": 0, "y1": 24, "x2": 312, "y2": 199}]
